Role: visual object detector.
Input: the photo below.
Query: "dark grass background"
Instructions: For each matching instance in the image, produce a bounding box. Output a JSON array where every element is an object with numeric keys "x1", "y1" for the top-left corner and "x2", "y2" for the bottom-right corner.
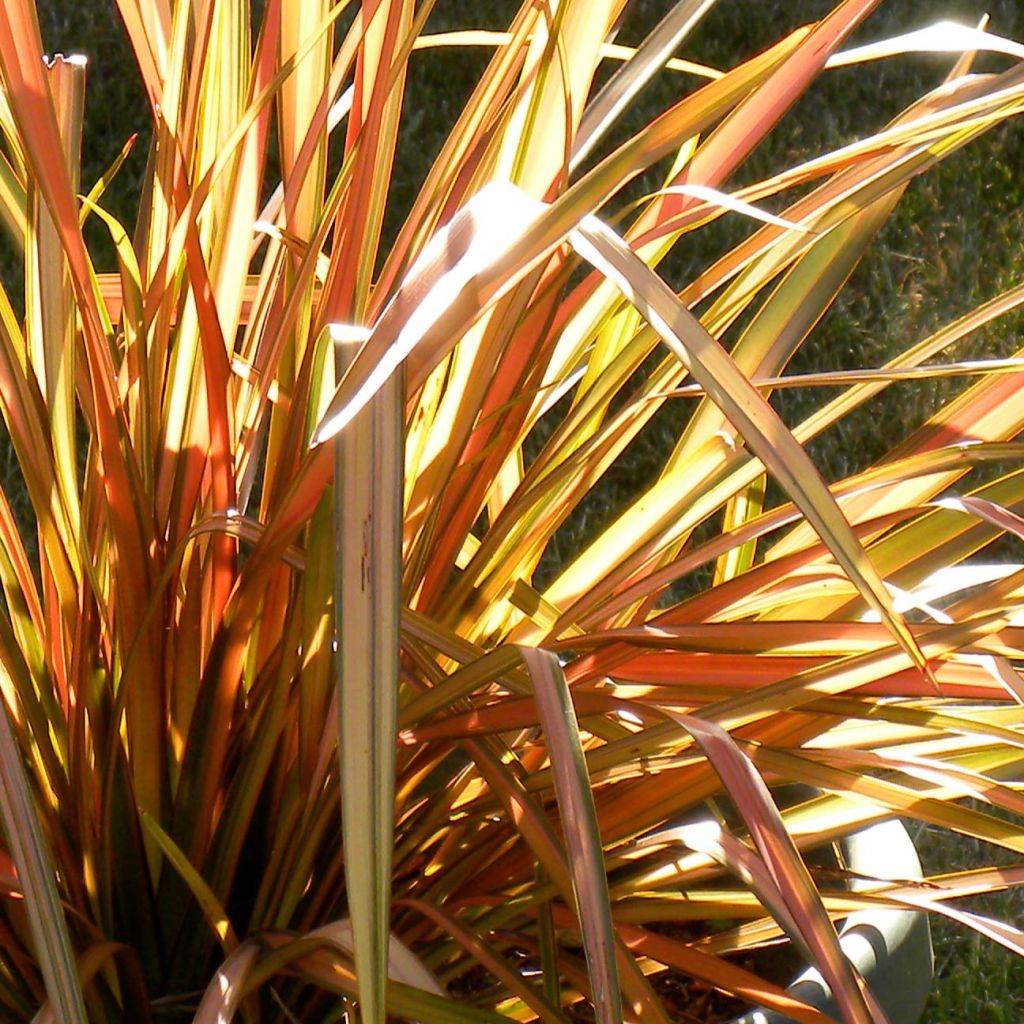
[{"x1": 9, "y1": 1, "x2": 1024, "y2": 1019}]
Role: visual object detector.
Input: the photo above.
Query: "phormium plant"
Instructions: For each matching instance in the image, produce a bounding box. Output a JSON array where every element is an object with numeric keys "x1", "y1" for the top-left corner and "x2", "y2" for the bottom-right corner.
[{"x1": 0, "y1": 0, "x2": 1023, "y2": 1020}]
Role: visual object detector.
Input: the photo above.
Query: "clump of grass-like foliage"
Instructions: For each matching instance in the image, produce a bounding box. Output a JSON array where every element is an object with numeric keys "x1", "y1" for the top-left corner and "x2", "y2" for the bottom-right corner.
[{"x1": 0, "y1": 1, "x2": 1024, "y2": 1021}]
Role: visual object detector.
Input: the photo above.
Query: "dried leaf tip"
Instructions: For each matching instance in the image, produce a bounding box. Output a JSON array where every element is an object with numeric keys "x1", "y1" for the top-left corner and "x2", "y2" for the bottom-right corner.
[{"x1": 43, "y1": 53, "x2": 87, "y2": 67}]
